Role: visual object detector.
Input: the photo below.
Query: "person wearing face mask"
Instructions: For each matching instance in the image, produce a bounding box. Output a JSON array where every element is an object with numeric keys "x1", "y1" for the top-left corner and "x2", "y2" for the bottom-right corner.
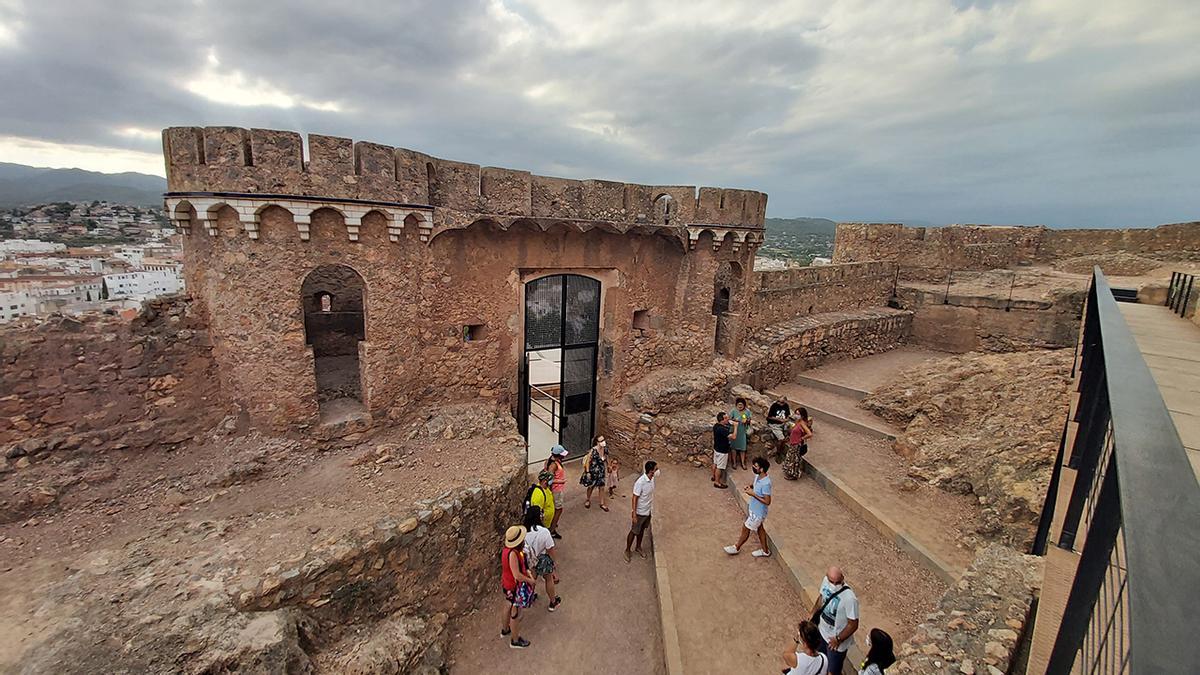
[
  {"x1": 810, "y1": 566, "x2": 860, "y2": 675},
  {"x1": 723, "y1": 456, "x2": 773, "y2": 558},
  {"x1": 579, "y1": 435, "x2": 609, "y2": 512},
  {"x1": 858, "y1": 628, "x2": 895, "y2": 675}
]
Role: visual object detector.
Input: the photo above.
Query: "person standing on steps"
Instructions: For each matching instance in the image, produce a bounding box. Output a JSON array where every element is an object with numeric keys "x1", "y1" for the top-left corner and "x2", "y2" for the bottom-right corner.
[
  {"x1": 545, "y1": 445, "x2": 568, "y2": 538},
  {"x1": 857, "y1": 628, "x2": 895, "y2": 675},
  {"x1": 624, "y1": 460, "x2": 658, "y2": 563},
  {"x1": 724, "y1": 456, "x2": 773, "y2": 558},
  {"x1": 782, "y1": 620, "x2": 829, "y2": 675},
  {"x1": 810, "y1": 566, "x2": 860, "y2": 675},
  {"x1": 729, "y1": 397, "x2": 752, "y2": 470},
  {"x1": 784, "y1": 408, "x2": 813, "y2": 480},
  {"x1": 712, "y1": 411, "x2": 735, "y2": 488},
  {"x1": 522, "y1": 505, "x2": 562, "y2": 612},
  {"x1": 500, "y1": 525, "x2": 537, "y2": 649},
  {"x1": 528, "y1": 470, "x2": 557, "y2": 531},
  {"x1": 767, "y1": 396, "x2": 792, "y2": 462},
  {"x1": 579, "y1": 435, "x2": 609, "y2": 511}
]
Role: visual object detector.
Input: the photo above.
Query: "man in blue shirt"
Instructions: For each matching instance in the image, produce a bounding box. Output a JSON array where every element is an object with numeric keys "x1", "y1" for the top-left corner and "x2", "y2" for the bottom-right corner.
[{"x1": 723, "y1": 456, "x2": 773, "y2": 558}]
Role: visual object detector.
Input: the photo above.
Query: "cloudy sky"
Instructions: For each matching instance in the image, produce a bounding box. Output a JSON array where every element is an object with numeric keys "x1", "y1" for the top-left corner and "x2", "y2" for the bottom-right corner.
[{"x1": 0, "y1": 0, "x2": 1196, "y2": 226}]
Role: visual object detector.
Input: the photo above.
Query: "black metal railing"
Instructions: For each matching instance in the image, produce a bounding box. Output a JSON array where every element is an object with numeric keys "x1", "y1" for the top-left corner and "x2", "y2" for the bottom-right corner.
[
  {"x1": 1034, "y1": 268, "x2": 1200, "y2": 674},
  {"x1": 1166, "y1": 271, "x2": 1196, "y2": 317}
]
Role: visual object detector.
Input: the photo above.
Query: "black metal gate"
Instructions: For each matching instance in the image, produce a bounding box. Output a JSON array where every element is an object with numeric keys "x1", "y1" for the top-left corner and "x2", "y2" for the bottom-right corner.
[{"x1": 522, "y1": 274, "x2": 600, "y2": 459}]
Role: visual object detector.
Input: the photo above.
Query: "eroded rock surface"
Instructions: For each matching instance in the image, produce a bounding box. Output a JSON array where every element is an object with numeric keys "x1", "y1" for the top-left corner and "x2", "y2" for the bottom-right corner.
[{"x1": 861, "y1": 350, "x2": 1072, "y2": 548}]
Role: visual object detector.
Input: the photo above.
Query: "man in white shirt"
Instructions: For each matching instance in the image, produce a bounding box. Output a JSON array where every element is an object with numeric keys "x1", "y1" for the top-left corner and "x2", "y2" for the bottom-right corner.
[
  {"x1": 624, "y1": 460, "x2": 658, "y2": 563},
  {"x1": 810, "y1": 566, "x2": 859, "y2": 675}
]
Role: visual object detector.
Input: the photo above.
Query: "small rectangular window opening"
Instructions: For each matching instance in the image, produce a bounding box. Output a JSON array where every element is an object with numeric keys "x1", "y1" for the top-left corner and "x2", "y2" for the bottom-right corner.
[
  {"x1": 463, "y1": 324, "x2": 487, "y2": 342},
  {"x1": 632, "y1": 309, "x2": 651, "y2": 331}
]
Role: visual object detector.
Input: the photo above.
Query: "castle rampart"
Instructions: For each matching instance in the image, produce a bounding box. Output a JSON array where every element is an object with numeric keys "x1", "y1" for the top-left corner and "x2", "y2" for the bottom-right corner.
[{"x1": 161, "y1": 126, "x2": 768, "y2": 436}]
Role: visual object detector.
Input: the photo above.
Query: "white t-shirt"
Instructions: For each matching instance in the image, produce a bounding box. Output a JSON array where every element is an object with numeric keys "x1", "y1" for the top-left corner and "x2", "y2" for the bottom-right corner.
[
  {"x1": 787, "y1": 652, "x2": 828, "y2": 675},
  {"x1": 859, "y1": 664, "x2": 883, "y2": 675},
  {"x1": 816, "y1": 577, "x2": 860, "y2": 652},
  {"x1": 524, "y1": 526, "x2": 554, "y2": 559},
  {"x1": 633, "y1": 474, "x2": 656, "y2": 516}
]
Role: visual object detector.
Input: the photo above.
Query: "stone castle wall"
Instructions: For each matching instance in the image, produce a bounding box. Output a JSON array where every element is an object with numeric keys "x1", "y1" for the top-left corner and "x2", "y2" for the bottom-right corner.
[
  {"x1": 746, "y1": 261, "x2": 897, "y2": 332},
  {"x1": 833, "y1": 221, "x2": 1200, "y2": 273},
  {"x1": 0, "y1": 296, "x2": 225, "y2": 456},
  {"x1": 898, "y1": 287, "x2": 1086, "y2": 353},
  {"x1": 162, "y1": 127, "x2": 767, "y2": 227}
]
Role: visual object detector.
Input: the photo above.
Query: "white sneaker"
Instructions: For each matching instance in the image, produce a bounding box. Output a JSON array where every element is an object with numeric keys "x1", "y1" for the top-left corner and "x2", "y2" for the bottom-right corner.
[
  {"x1": 751, "y1": 549, "x2": 771, "y2": 558},
  {"x1": 723, "y1": 545, "x2": 739, "y2": 555}
]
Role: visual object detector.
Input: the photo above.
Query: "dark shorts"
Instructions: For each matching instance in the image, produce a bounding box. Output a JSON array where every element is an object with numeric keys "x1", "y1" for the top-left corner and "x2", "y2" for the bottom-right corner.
[
  {"x1": 630, "y1": 514, "x2": 652, "y2": 536},
  {"x1": 532, "y1": 552, "x2": 555, "y2": 576},
  {"x1": 504, "y1": 582, "x2": 535, "y2": 609}
]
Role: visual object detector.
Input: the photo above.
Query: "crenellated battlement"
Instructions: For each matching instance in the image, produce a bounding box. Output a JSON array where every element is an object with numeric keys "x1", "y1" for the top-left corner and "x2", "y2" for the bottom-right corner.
[{"x1": 162, "y1": 126, "x2": 767, "y2": 233}]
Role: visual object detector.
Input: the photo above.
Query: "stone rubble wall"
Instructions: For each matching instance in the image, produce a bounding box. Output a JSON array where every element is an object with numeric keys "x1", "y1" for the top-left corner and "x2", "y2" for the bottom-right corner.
[
  {"x1": 897, "y1": 287, "x2": 1086, "y2": 353},
  {"x1": 832, "y1": 221, "x2": 1200, "y2": 272},
  {"x1": 163, "y1": 126, "x2": 767, "y2": 227},
  {"x1": 0, "y1": 296, "x2": 225, "y2": 458},
  {"x1": 891, "y1": 544, "x2": 1042, "y2": 675},
  {"x1": 745, "y1": 261, "x2": 897, "y2": 332}
]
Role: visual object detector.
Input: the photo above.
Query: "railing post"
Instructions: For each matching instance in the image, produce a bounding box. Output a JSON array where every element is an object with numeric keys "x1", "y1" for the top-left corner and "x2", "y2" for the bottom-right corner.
[
  {"x1": 943, "y1": 269, "x2": 952, "y2": 304},
  {"x1": 1167, "y1": 272, "x2": 1178, "y2": 308},
  {"x1": 1182, "y1": 274, "x2": 1195, "y2": 317}
]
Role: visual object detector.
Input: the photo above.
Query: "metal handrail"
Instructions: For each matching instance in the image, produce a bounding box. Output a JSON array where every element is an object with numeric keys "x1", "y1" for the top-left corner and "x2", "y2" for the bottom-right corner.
[
  {"x1": 530, "y1": 383, "x2": 560, "y2": 433},
  {"x1": 1166, "y1": 271, "x2": 1196, "y2": 317},
  {"x1": 1040, "y1": 268, "x2": 1200, "y2": 674}
]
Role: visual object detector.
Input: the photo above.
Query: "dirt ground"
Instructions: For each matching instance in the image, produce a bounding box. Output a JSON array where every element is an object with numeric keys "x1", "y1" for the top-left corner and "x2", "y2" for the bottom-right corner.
[
  {"x1": 449, "y1": 467, "x2": 664, "y2": 674},
  {"x1": 0, "y1": 404, "x2": 521, "y2": 670},
  {"x1": 795, "y1": 347, "x2": 948, "y2": 392},
  {"x1": 655, "y1": 466, "x2": 806, "y2": 675}
]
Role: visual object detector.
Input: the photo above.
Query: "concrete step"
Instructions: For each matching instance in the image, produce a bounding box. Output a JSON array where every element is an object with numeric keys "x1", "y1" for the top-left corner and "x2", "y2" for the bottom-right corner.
[{"x1": 791, "y1": 374, "x2": 869, "y2": 402}]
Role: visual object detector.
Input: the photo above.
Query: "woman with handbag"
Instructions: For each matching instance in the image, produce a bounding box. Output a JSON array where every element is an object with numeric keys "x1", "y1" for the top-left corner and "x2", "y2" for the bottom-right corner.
[
  {"x1": 579, "y1": 435, "x2": 609, "y2": 511},
  {"x1": 781, "y1": 620, "x2": 829, "y2": 674},
  {"x1": 784, "y1": 408, "x2": 813, "y2": 480},
  {"x1": 500, "y1": 525, "x2": 538, "y2": 649}
]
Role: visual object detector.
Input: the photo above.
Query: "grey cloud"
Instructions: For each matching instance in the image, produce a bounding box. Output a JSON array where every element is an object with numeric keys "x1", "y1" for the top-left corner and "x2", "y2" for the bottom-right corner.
[{"x1": 0, "y1": 0, "x2": 1196, "y2": 227}]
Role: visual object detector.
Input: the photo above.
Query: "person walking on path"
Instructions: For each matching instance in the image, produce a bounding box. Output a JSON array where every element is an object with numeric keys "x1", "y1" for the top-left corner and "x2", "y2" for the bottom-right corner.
[
  {"x1": 522, "y1": 505, "x2": 562, "y2": 612},
  {"x1": 767, "y1": 396, "x2": 792, "y2": 462},
  {"x1": 810, "y1": 566, "x2": 860, "y2": 675},
  {"x1": 624, "y1": 460, "x2": 658, "y2": 563},
  {"x1": 712, "y1": 411, "x2": 735, "y2": 488},
  {"x1": 724, "y1": 456, "x2": 773, "y2": 558},
  {"x1": 500, "y1": 525, "x2": 538, "y2": 649},
  {"x1": 782, "y1": 620, "x2": 829, "y2": 674},
  {"x1": 545, "y1": 445, "x2": 568, "y2": 538},
  {"x1": 528, "y1": 471, "x2": 557, "y2": 531},
  {"x1": 729, "y1": 397, "x2": 752, "y2": 470},
  {"x1": 579, "y1": 435, "x2": 610, "y2": 511},
  {"x1": 784, "y1": 408, "x2": 813, "y2": 480},
  {"x1": 857, "y1": 629, "x2": 895, "y2": 675}
]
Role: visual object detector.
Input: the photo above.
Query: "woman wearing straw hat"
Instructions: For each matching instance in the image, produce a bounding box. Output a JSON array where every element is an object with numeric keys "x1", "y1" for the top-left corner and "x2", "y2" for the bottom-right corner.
[{"x1": 500, "y1": 525, "x2": 538, "y2": 649}]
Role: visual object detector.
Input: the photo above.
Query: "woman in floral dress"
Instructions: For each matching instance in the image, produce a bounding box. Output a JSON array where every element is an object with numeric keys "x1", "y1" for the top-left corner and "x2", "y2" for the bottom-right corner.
[{"x1": 579, "y1": 435, "x2": 609, "y2": 512}]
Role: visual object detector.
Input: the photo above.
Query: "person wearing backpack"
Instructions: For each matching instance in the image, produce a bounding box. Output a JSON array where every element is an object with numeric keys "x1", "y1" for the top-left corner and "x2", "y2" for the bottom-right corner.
[
  {"x1": 527, "y1": 471, "x2": 556, "y2": 530},
  {"x1": 809, "y1": 566, "x2": 859, "y2": 675}
]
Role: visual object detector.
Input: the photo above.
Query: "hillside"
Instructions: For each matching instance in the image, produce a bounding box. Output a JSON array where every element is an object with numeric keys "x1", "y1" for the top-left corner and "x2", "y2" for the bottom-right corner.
[
  {"x1": 759, "y1": 217, "x2": 836, "y2": 263},
  {"x1": 0, "y1": 163, "x2": 166, "y2": 209}
]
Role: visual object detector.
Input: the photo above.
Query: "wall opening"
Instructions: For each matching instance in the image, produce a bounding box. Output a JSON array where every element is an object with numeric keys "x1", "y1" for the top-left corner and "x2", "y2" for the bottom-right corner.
[
  {"x1": 463, "y1": 323, "x2": 487, "y2": 342},
  {"x1": 518, "y1": 274, "x2": 601, "y2": 467},
  {"x1": 632, "y1": 309, "x2": 652, "y2": 330},
  {"x1": 652, "y1": 193, "x2": 675, "y2": 226},
  {"x1": 713, "y1": 261, "x2": 744, "y2": 356},
  {"x1": 301, "y1": 265, "x2": 366, "y2": 419}
]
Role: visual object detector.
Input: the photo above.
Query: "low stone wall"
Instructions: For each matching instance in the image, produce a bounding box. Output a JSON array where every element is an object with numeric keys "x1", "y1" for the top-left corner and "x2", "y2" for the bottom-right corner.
[
  {"x1": 235, "y1": 443, "x2": 527, "y2": 629},
  {"x1": 745, "y1": 261, "x2": 896, "y2": 333},
  {"x1": 891, "y1": 545, "x2": 1042, "y2": 675},
  {"x1": 0, "y1": 296, "x2": 225, "y2": 457},
  {"x1": 897, "y1": 287, "x2": 1084, "y2": 353}
]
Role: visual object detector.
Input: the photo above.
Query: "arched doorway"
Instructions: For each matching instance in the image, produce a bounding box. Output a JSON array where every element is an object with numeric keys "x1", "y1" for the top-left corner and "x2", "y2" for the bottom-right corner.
[
  {"x1": 713, "y1": 261, "x2": 742, "y2": 356},
  {"x1": 518, "y1": 274, "x2": 601, "y2": 465},
  {"x1": 301, "y1": 265, "x2": 366, "y2": 416}
]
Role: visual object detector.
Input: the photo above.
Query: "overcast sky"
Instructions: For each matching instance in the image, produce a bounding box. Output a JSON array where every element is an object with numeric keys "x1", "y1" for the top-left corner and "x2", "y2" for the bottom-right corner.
[{"x1": 0, "y1": 0, "x2": 1196, "y2": 227}]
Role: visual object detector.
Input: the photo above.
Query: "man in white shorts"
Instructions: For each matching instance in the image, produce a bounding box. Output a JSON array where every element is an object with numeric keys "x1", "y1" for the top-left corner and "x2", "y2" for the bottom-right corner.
[
  {"x1": 724, "y1": 456, "x2": 773, "y2": 557},
  {"x1": 711, "y1": 411, "x2": 735, "y2": 489}
]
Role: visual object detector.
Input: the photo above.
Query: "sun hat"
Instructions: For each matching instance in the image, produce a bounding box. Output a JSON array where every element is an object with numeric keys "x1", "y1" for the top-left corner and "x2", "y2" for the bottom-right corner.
[
  {"x1": 505, "y1": 525, "x2": 527, "y2": 548},
  {"x1": 537, "y1": 470, "x2": 555, "y2": 483},
  {"x1": 550, "y1": 445, "x2": 568, "y2": 457}
]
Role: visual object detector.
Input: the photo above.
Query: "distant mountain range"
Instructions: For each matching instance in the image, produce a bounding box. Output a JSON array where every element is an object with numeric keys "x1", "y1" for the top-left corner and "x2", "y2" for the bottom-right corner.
[
  {"x1": 763, "y1": 217, "x2": 837, "y2": 235},
  {"x1": 0, "y1": 163, "x2": 166, "y2": 209}
]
